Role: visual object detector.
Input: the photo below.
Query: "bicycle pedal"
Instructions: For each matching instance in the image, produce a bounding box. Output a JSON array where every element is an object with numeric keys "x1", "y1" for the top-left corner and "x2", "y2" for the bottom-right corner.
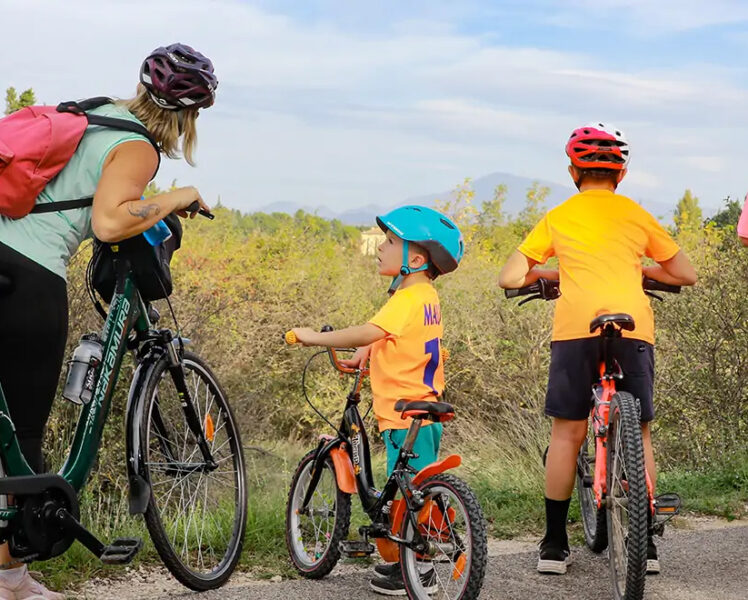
[
  {"x1": 654, "y1": 493, "x2": 681, "y2": 522},
  {"x1": 338, "y1": 540, "x2": 375, "y2": 558},
  {"x1": 100, "y1": 537, "x2": 143, "y2": 564}
]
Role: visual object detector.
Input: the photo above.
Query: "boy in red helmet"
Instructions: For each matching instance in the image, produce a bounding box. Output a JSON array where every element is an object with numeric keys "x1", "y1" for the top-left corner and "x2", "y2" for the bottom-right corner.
[{"x1": 499, "y1": 123, "x2": 697, "y2": 575}]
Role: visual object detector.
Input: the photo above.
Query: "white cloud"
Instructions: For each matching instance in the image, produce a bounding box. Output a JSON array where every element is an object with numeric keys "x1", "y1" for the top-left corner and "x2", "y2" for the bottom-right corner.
[{"x1": 1, "y1": 0, "x2": 746, "y2": 212}]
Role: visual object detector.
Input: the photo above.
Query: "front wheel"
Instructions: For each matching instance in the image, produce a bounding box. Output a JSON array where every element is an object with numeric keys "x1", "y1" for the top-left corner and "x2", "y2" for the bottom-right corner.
[
  {"x1": 140, "y1": 352, "x2": 248, "y2": 591},
  {"x1": 285, "y1": 449, "x2": 352, "y2": 578},
  {"x1": 606, "y1": 392, "x2": 648, "y2": 600},
  {"x1": 399, "y1": 473, "x2": 487, "y2": 600},
  {"x1": 576, "y1": 422, "x2": 607, "y2": 552}
]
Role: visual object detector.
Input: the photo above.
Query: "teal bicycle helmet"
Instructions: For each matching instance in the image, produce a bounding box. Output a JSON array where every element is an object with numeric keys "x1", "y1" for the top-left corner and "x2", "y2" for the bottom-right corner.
[{"x1": 376, "y1": 205, "x2": 464, "y2": 293}]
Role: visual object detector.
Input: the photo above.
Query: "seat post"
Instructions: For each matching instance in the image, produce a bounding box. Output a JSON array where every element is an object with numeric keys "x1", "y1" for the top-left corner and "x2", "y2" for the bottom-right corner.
[{"x1": 401, "y1": 417, "x2": 423, "y2": 453}]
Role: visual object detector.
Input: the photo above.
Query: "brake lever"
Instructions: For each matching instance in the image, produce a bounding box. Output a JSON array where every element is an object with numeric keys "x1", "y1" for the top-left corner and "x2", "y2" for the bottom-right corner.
[{"x1": 644, "y1": 291, "x2": 664, "y2": 302}]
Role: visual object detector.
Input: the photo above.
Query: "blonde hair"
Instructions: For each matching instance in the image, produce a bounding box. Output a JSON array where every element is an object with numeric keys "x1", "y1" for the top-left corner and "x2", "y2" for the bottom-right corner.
[{"x1": 117, "y1": 86, "x2": 199, "y2": 166}]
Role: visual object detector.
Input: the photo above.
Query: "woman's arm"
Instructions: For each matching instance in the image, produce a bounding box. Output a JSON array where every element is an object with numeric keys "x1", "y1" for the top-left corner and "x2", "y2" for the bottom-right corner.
[{"x1": 91, "y1": 141, "x2": 210, "y2": 242}]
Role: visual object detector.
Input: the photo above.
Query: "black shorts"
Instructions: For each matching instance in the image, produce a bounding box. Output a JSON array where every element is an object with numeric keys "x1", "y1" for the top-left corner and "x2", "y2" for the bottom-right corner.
[{"x1": 545, "y1": 337, "x2": 655, "y2": 422}]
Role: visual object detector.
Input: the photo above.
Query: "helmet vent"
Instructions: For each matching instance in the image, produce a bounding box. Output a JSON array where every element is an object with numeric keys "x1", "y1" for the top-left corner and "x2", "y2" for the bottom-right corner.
[{"x1": 440, "y1": 218, "x2": 456, "y2": 229}]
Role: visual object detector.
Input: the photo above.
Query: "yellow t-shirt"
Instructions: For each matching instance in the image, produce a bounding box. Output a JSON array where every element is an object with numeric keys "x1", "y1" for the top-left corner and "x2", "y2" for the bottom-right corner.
[
  {"x1": 517, "y1": 190, "x2": 680, "y2": 344},
  {"x1": 368, "y1": 282, "x2": 444, "y2": 431}
]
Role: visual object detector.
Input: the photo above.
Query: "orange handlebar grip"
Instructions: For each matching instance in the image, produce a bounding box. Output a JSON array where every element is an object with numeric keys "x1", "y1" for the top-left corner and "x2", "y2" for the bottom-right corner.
[
  {"x1": 441, "y1": 347, "x2": 450, "y2": 362},
  {"x1": 285, "y1": 331, "x2": 298, "y2": 345}
]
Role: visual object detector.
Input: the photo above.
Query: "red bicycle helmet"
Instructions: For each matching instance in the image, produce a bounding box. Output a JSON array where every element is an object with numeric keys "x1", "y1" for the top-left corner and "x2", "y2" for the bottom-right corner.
[
  {"x1": 140, "y1": 43, "x2": 217, "y2": 111},
  {"x1": 565, "y1": 123, "x2": 630, "y2": 170}
]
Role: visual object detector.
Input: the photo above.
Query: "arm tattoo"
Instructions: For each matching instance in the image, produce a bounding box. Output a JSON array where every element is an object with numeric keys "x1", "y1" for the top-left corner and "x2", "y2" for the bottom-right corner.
[{"x1": 127, "y1": 202, "x2": 161, "y2": 219}]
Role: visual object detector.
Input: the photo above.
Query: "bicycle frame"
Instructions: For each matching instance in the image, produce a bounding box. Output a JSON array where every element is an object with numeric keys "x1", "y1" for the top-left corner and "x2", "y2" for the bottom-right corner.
[
  {"x1": 0, "y1": 257, "x2": 215, "y2": 523},
  {"x1": 301, "y1": 348, "x2": 461, "y2": 555},
  {"x1": 590, "y1": 330, "x2": 656, "y2": 515}
]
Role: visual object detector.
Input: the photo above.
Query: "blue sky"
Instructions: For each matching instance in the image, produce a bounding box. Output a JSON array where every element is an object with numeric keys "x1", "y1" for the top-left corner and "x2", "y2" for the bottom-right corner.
[{"x1": 2, "y1": 0, "x2": 747, "y2": 214}]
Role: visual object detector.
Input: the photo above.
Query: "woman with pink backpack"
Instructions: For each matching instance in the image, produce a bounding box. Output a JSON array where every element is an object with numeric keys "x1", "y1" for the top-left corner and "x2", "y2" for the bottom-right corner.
[{"x1": 0, "y1": 43, "x2": 215, "y2": 598}]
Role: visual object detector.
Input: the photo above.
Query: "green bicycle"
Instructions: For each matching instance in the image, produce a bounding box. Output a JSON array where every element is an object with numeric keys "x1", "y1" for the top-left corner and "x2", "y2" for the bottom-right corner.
[{"x1": 0, "y1": 227, "x2": 247, "y2": 591}]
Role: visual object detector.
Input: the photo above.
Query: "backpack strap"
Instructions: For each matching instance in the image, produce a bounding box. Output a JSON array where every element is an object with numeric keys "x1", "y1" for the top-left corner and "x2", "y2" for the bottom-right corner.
[{"x1": 29, "y1": 99, "x2": 162, "y2": 215}]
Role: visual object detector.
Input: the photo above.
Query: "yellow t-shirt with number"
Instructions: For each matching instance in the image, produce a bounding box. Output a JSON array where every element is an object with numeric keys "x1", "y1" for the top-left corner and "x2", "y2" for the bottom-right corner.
[
  {"x1": 369, "y1": 282, "x2": 444, "y2": 431},
  {"x1": 517, "y1": 190, "x2": 680, "y2": 344}
]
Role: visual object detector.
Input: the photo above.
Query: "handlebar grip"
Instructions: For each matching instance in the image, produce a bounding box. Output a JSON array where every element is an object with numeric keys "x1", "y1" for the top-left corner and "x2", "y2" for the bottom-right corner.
[
  {"x1": 441, "y1": 347, "x2": 450, "y2": 363},
  {"x1": 643, "y1": 277, "x2": 681, "y2": 294},
  {"x1": 186, "y1": 201, "x2": 216, "y2": 220},
  {"x1": 321, "y1": 325, "x2": 334, "y2": 333},
  {"x1": 284, "y1": 331, "x2": 298, "y2": 345},
  {"x1": 504, "y1": 288, "x2": 521, "y2": 298}
]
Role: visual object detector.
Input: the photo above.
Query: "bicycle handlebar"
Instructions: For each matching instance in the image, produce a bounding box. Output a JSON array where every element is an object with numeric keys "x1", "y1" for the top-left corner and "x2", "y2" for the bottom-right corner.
[
  {"x1": 185, "y1": 201, "x2": 215, "y2": 220},
  {"x1": 505, "y1": 276, "x2": 681, "y2": 304},
  {"x1": 284, "y1": 325, "x2": 370, "y2": 376}
]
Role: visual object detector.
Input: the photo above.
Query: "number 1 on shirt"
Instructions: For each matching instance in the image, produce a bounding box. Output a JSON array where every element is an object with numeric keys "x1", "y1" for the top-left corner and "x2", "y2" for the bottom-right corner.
[{"x1": 423, "y1": 337, "x2": 440, "y2": 394}]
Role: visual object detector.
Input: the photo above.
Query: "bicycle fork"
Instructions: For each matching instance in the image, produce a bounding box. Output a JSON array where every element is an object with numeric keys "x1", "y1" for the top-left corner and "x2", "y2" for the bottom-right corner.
[{"x1": 161, "y1": 339, "x2": 217, "y2": 472}]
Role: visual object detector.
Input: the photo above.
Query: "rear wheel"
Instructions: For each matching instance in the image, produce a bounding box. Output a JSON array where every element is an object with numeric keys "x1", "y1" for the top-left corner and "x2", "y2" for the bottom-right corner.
[
  {"x1": 285, "y1": 449, "x2": 351, "y2": 578},
  {"x1": 606, "y1": 392, "x2": 648, "y2": 600},
  {"x1": 576, "y1": 421, "x2": 607, "y2": 552},
  {"x1": 141, "y1": 352, "x2": 247, "y2": 591},
  {"x1": 400, "y1": 474, "x2": 487, "y2": 600}
]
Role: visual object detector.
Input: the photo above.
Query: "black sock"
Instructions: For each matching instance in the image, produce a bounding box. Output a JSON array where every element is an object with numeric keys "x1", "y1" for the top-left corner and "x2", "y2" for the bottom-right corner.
[{"x1": 544, "y1": 497, "x2": 571, "y2": 548}]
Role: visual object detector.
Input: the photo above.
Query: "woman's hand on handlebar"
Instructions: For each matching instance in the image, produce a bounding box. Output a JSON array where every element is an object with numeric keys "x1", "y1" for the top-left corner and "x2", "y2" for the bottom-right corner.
[
  {"x1": 339, "y1": 345, "x2": 372, "y2": 370},
  {"x1": 174, "y1": 186, "x2": 212, "y2": 219}
]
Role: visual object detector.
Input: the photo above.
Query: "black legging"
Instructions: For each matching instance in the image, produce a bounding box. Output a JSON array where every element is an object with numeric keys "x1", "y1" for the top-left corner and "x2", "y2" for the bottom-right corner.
[{"x1": 0, "y1": 242, "x2": 68, "y2": 473}]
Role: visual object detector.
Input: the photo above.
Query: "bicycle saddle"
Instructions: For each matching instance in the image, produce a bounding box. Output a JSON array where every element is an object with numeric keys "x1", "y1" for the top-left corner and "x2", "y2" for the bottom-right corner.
[
  {"x1": 394, "y1": 400, "x2": 455, "y2": 423},
  {"x1": 589, "y1": 313, "x2": 635, "y2": 334}
]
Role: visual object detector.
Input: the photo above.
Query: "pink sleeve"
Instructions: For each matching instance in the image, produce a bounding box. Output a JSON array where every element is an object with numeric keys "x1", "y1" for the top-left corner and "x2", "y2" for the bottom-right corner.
[{"x1": 738, "y1": 193, "x2": 748, "y2": 238}]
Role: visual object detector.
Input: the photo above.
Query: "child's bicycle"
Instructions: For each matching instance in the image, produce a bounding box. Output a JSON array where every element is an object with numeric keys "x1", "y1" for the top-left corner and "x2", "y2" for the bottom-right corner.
[
  {"x1": 284, "y1": 327, "x2": 487, "y2": 600},
  {"x1": 506, "y1": 277, "x2": 682, "y2": 600},
  {"x1": 0, "y1": 225, "x2": 247, "y2": 591}
]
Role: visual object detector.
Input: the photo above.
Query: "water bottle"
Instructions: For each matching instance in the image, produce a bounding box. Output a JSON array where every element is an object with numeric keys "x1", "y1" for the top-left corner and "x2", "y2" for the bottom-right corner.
[
  {"x1": 62, "y1": 334, "x2": 103, "y2": 405},
  {"x1": 143, "y1": 219, "x2": 172, "y2": 247}
]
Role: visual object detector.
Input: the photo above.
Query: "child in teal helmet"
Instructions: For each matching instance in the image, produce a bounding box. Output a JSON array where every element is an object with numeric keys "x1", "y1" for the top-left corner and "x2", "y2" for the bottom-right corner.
[{"x1": 290, "y1": 205, "x2": 463, "y2": 595}]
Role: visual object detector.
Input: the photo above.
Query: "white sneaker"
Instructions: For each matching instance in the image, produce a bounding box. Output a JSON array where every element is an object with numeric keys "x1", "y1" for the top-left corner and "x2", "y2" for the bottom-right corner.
[{"x1": 0, "y1": 566, "x2": 64, "y2": 600}]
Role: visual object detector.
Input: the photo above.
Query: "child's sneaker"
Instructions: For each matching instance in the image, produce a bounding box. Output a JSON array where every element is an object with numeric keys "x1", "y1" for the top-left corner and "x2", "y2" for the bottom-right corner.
[
  {"x1": 373, "y1": 562, "x2": 400, "y2": 577},
  {"x1": 0, "y1": 565, "x2": 64, "y2": 600},
  {"x1": 369, "y1": 568, "x2": 437, "y2": 596},
  {"x1": 536, "y1": 537, "x2": 572, "y2": 574},
  {"x1": 647, "y1": 538, "x2": 660, "y2": 575}
]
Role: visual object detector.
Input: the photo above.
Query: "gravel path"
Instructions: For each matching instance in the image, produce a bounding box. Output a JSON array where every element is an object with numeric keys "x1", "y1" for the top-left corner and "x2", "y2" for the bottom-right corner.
[{"x1": 74, "y1": 519, "x2": 748, "y2": 600}]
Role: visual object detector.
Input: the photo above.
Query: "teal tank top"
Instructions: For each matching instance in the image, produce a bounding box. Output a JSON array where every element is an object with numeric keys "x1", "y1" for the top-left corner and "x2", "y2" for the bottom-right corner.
[{"x1": 0, "y1": 103, "x2": 150, "y2": 281}]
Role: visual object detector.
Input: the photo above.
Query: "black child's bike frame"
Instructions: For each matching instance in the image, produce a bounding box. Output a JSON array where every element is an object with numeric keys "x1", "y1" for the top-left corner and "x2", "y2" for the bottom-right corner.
[{"x1": 283, "y1": 327, "x2": 488, "y2": 600}]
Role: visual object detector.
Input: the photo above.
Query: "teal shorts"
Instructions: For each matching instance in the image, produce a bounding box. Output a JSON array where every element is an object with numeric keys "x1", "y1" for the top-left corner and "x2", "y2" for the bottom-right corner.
[{"x1": 382, "y1": 423, "x2": 443, "y2": 476}]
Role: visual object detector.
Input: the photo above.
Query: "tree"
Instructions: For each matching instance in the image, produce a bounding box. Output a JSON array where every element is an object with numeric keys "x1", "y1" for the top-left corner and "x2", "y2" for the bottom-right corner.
[
  {"x1": 708, "y1": 196, "x2": 743, "y2": 229},
  {"x1": 4, "y1": 86, "x2": 36, "y2": 115},
  {"x1": 674, "y1": 189, "x2": 703, "y2": 233},
  {"x1": 515, "y1": 181, "x2": 550, "y2": 235},
  {"x1": 478, "y1": 184, "x2": 507, "y2": 229}
]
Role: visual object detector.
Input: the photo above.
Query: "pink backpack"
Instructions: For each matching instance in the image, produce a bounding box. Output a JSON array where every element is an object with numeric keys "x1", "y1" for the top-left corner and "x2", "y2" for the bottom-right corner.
[{"x1": 0, "y1": 97, "x2": 160, "y2": 218}]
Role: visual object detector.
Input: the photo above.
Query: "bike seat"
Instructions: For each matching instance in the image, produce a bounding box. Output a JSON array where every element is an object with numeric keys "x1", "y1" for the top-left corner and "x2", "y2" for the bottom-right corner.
[
  {"x1": 394, "y1": 400, "x2": 455, "y2": 423},
  {"x1": 589, "y1": 313, "x2": 635, "y2": 334}
]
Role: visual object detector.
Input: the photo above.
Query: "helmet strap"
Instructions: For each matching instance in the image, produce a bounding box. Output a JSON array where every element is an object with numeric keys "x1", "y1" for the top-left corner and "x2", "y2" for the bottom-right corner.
[{"x1": 387, "y1": 240, "x2": 431, "y2": 295}]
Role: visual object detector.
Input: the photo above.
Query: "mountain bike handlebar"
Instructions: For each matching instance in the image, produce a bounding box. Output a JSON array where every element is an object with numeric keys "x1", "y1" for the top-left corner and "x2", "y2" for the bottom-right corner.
[
  {"x1": 505, "y1": 276, "x2": 681, "y2": 305},
  {"x1": 284, "y1": 325, "x2": 370, "y2": 376},
  {"x1": 185, "y1": 201, "x2": 215, "y2": 220}
]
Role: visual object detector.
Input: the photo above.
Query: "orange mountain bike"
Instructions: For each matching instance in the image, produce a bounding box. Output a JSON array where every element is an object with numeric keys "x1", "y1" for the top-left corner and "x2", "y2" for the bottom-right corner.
[
  {"x1": 284, "y1": 326, "x2": 487, "y2": 600},
  {"x1": 507, "y1": 277, "x2": 682, "y2": 600}
]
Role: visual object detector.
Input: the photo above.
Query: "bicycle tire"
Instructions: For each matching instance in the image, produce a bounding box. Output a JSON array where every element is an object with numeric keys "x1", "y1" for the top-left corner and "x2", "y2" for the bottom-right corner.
[
  {"x1": 606, "y1": 391, "x2": 648, "y2": 600},
  {"x1": 576, "y1": 425, "x2": 607, "y2": 552},
  {"x1": 285, "y1": 449, "x2": 351, "y2": 578},
  {"x1": 140, "y1": 351, "x2": 247, "y2": 591},
  {"x1": 399, "y1": 473, "x2": 487, "y2": 600}
]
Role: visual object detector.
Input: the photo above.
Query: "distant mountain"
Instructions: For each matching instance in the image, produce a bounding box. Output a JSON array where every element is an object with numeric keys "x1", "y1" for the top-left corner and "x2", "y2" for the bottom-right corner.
[{"x1": 256, "y1": 171, "x2": 690, "y2": 225}]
